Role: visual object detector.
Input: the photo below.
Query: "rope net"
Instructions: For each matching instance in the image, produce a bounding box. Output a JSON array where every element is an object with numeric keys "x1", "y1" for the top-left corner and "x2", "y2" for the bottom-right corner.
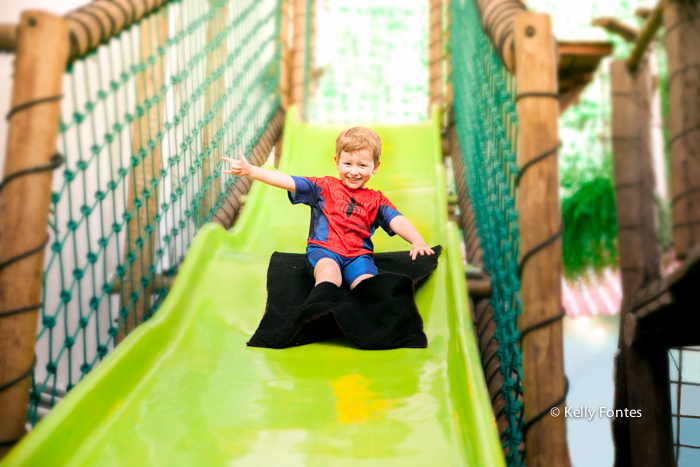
[
  {"x1": 450, "y1": 0, "x2": 523, "y2": 464},
  {"x1": 30, "y1": 0, "x2": 281, "y2": 425}
]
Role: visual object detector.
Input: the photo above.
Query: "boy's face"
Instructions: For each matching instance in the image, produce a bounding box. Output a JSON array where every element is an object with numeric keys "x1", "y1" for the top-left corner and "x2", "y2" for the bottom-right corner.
[{"x1": 335, "y1": 150, "x2": 380, "y2": 190}]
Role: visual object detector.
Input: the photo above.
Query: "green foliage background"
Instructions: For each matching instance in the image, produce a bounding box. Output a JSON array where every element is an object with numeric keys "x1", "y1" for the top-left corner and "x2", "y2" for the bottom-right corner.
[{"x1": 309, "y1": 0, "x2": 428, "y2": 124}]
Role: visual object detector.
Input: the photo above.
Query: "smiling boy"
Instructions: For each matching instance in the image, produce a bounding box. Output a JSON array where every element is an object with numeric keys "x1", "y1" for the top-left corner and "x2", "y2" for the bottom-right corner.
[{"x1": 222, "y1": 127, "x2": 434, "y2": 290}]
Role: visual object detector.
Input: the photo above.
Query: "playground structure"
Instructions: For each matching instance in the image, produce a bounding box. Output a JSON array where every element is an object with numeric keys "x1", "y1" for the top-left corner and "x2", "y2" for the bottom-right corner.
[
  {"x1": 591, "y1": 1, "x2": 700, "y2": 464},
  {"x1": 0, "y1": 0, "x2": 586, "y2": 465}
]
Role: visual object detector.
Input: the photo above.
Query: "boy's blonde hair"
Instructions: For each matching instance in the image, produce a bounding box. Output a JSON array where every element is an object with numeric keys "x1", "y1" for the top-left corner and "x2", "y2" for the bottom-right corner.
[{"x1": 335, "y1": 127, "x2": 382, "y2": 164}]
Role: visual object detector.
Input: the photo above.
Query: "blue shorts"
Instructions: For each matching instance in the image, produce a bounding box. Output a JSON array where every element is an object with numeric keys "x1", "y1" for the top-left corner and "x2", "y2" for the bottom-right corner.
[{"x1": 305, "y1": 245, "x2": 378, "y2": 288}]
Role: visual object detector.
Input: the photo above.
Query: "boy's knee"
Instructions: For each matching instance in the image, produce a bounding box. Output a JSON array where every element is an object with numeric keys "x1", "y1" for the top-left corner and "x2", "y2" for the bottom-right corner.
[{"x1": 314, "y1": 258, "x2": 342, "y2": 286}]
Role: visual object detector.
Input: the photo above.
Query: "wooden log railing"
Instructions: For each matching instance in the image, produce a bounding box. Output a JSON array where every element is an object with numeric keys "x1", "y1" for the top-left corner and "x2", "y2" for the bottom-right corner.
[
  {"x1": 65, "y1": 0, "x2": 171, "y2": 63},
  {"x1": 448, "y1": 121, "x2": 484, "y2": 267},
  {"x1": 514, "y1": 12, "x2": 568, "y2": 467},
  {"x1": 475, "y1": 0, "x2": 526, "y2": 73},
  {"x1": 625, "y1": 243, "x2": 700, "y2": 347},
  {"x1": 0, "y1": 11, "x2": 70, "y2": 458}
]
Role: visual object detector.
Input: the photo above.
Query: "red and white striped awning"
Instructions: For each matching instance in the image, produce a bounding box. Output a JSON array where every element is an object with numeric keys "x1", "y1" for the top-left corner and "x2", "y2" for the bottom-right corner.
[{"x1": 562, "y1": 269, "x2": 622, "y2": 318}]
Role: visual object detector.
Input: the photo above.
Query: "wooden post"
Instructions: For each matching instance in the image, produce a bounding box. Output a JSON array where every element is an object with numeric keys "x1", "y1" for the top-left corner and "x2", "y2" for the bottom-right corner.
[
  {"x1": 279, "y1": 0, "x2": 292, "y2": 112},
  {"x1": 444, "y1": 0, "x2": 453, "y2": 126},
  {"x1": 200, "y1": 2, "x2": 228, "y2": 223},
  {"x1": 664, "y1": 0, "x2": 700, "y2": 260},
  {"x1": 429, "y1": 0, "x2": 444, "y2": 116},
  {"x1": 514, "y1": 12, "x2": 568, "y2": 467},
  {"x1": 291, "y1": 0, "x2": 308, "y2": 114},
  {"x1": 609, "y1": 59, "x2": 675, "y2": 467},
  {"x1": 309, "y1": 0, "x2": 317, "y2": 100},
  {"x1": 117, "y1": 12, "x2": 168, "y2": 343},
  {"x1": 276, "y1": 0, "x2": 292, "y2": 167},
  {"x1": 0, "y1": 11, "x2": 69, "y2": 457}
]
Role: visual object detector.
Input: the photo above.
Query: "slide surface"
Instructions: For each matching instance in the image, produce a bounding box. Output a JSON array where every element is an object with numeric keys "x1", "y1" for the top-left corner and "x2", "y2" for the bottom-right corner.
[{"x1": 4, "y1": 109, "x2": 505, "y2": 466}]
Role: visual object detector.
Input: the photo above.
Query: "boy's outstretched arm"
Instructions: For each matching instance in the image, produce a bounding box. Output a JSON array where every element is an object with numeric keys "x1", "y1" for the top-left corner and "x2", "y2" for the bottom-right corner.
[
  {"x1": 389, "y1": 216, "x2": 435, "y2": 260},
  {"x1": 222, "y1": 150, "x2": 296, "y2": 192}
]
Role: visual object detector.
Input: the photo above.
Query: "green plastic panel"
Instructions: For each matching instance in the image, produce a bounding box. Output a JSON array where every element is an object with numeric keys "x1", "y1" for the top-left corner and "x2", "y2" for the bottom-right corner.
[{"x1": 4, "y1": 108, "x2": 505, "y2": 466}]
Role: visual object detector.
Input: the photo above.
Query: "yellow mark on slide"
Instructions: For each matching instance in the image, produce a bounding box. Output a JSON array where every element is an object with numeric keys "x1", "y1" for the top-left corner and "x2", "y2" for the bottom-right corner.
[{"x1": 332, "y1": 374, "x2": 393, "y2": 424}]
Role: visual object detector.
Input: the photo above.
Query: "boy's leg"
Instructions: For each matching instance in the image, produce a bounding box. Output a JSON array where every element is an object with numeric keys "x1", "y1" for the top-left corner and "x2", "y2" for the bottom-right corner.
[
  {"x1": 350, "y1": 274, "x2": 374, "y2": 290},
  {"x1": 344, "y1": 255, "x2": 379, "y2": 290},
  {"x1": 313, "y1": 258, "x2": 342, "y2": 287},
  {"x1": 306, "y1": 246, "x2": 343, "y2": 287}
]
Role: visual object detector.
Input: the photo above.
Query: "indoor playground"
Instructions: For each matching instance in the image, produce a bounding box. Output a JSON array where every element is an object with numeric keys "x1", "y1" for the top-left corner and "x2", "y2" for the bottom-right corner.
[{"x1": 0, "y1": 0, "x2": 699, "y2": 466}]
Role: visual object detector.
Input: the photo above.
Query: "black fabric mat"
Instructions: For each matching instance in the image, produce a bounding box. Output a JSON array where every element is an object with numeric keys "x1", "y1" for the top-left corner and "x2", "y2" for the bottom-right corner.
[{"x1": 247, "y1": 246, "x2": 442, "y2": 350}]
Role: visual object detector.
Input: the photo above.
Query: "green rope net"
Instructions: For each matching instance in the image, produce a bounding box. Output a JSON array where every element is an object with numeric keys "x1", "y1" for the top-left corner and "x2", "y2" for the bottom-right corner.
[
  {"x1": 30, "y1": 0, "x2": 281, "y2": 425},
  {"x1": 450, "y1": 0, "x2": 524, "y2": 465}
]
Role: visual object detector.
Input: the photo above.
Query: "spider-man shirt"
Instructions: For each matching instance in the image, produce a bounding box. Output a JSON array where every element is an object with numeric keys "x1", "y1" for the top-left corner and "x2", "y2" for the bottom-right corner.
[{"x1": 288, "y1": 176, "x2": 402, "y2": 257}]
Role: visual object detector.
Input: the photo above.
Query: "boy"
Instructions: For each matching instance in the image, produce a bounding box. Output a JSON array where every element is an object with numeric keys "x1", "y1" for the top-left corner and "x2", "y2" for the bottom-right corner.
[{"x1": 222, "y1": 127, "x2": 434, "y2": 290}]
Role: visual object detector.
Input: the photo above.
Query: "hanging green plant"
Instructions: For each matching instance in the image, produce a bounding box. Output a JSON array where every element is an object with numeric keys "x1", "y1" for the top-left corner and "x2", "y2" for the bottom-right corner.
[{"x1": 561, "y1": 170, "x2": 618, "y2": 280}]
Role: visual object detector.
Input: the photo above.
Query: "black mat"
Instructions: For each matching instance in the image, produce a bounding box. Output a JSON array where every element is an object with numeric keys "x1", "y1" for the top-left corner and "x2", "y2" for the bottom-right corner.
[{"x1": 247, "y1": 246, "x2": 442, "y2": 350}]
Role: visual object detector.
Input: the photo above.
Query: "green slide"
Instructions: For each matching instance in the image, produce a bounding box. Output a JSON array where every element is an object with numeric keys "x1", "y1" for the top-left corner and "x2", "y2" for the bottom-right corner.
[{"x1": 4, "y1": 109, "x2": 505, "y2": 466}]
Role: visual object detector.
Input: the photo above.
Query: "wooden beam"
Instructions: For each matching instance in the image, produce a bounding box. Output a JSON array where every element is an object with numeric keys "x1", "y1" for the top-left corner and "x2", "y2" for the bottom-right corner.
[
  {"x1": 664, "y1": 0, "x2": 700, "y2": 260},
  {"x1": 609, "y1": 59, "x2": 674, "y2": 467},
  {"x1": 200, "y1": 2, "x2": 228, "y2": 224},
  {"x1": 0, "y1": 24, "x2": 17, "y2": 51},
  {"x1": 117, "y1": 12, "x2": 168, "y2": 343},
  {"x1": 514, "y1": 12, "x2": 568, "y2": 466},
  {"x1": 625, "y1": 243, "x2": 700, "y2": 347},
  {"x1": 445, "y1": 0, "x2": 453, "y2": 125},
  {"x1": 429, "y1": 0, "x2": 444, "y2": 116},
  {"x1": 279, "y1": 0, "x2": 292, "y2": 111},
  {"x1": 559, "y1": 84, "x2": 587, "y2": 114},
  {"x1": 627, "y1": 0, "x2": 665, "y2": 71},
  {"x1": 466, "y1": 278, "x2": 493, "y2": 298},
  {"x1": 591, "y1": 17, "x2": 639, "y2": 43},
  {"x1": 558, "y1": 41, "x2": 614, "y2": 57},
  {"x1": 291, "y1": 0, "x2": 310, "y2": 114},
  {"x1": 111, "y1": 273, "x2": 178, "y2": 294},
  {"x1": 0, "y1": 11, "x2": 69, "y2": 457}
]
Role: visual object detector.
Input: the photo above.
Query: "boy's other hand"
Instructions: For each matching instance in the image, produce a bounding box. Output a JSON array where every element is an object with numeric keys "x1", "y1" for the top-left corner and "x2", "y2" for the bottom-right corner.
[
  {"x1": 222, "y1": 150, "x2": 253, "y2": 176},
  {"x1": 409, "y1": 242, "x2": 435, "y2": 260}
]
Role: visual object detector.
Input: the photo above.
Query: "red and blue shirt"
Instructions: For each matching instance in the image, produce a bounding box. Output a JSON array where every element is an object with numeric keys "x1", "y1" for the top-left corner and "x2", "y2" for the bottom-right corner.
[{"x1": 288, "y1": 176, "x2": 402, "y2": 257}]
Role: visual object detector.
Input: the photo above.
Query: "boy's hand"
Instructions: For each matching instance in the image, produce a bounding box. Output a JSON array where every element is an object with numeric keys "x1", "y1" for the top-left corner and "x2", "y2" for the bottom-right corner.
[
  {"x1": 222, "y1": 150, "x2": 253, "y2": 177},
  {"x1": 409, "y1": 242, "x2": 435, "y2": 260}
]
